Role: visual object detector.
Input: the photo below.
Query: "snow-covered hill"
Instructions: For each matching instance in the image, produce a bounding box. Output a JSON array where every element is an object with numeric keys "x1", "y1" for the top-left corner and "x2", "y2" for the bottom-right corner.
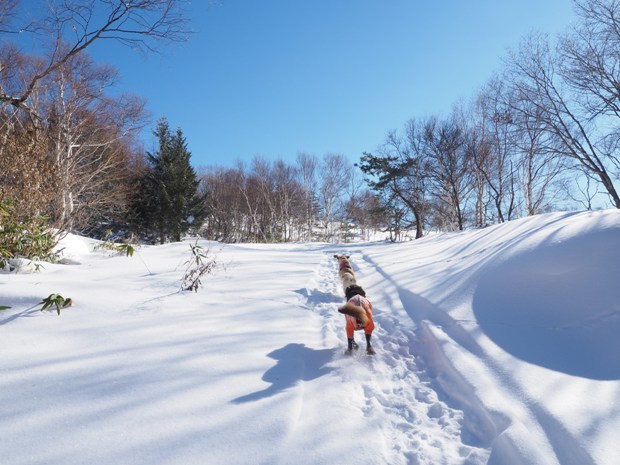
[{"x1": 1, "y1": 210, "x2": 619, "y2": 465}]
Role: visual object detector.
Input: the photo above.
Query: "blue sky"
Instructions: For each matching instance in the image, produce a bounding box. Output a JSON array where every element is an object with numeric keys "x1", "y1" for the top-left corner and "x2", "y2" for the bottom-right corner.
[{"x1": 90, "y1": 0, "x2": 576, "y2": 169}]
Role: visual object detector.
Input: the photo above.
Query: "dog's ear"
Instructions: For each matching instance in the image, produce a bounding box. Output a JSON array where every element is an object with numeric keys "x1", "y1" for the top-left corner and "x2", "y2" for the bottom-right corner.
[
  {"x1": 333, "y1": 255, "x2": 339, "y2": 259},
  {"x1": 345, "y1": 255, "x2": 350, "y2": 259}
]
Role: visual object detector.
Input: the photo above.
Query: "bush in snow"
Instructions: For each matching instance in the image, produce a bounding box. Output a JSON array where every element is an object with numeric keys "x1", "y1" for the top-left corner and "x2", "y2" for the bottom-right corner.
[
  {"x1": 96, "y1": 229, "x2": 137, "y2": 257},
  {"x1": 0, "y1": 199, "x2": 59, "y2": 270},
  {"x1": 180, "y1": 240, "x2": 217, "y2": 293}
]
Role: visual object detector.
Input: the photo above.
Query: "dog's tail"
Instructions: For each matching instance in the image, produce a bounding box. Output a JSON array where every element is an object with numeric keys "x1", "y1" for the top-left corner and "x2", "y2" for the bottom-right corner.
[{"x1": 338, "y1": 302, "x2": 368, "y2": 325}]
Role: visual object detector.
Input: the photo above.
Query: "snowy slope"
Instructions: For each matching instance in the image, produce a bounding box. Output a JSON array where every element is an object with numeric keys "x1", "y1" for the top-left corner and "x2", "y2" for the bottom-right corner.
[{"x1": 0, "y1": 210, "x2": 618, "y2": 465}]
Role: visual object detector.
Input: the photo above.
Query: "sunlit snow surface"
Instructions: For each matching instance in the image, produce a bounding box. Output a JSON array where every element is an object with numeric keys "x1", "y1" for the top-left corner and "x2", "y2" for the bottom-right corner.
[{"x1": 1, "y1": 210, "x2": 618, "y2": 465}]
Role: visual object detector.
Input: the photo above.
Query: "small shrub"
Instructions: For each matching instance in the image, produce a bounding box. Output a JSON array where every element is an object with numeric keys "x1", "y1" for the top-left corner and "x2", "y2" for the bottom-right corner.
[
  {"x1": 181, "y1": 240, "x2": 217, "y2": 292},
  {"x1": 0, "y1": 199, "x2": 59, "y2": 268},
  {"x1": 40, "y1": 293, "x2": 73, "y2": 315},
  {"x1": 97, "y1": 229, "x2": 136, "y2": 257},
  {"x1": 0, "y1": 305, "x2": 10, "y2": 311}
]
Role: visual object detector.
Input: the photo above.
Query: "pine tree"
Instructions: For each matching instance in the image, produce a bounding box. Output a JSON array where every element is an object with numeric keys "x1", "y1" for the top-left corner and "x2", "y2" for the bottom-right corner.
[{"x1": 131, "y1": 118, "x2": 206, "y2": 244}]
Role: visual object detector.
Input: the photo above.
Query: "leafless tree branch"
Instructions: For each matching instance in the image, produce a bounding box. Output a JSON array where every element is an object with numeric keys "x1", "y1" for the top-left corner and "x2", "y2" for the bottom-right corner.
[{"x1": 0, "y1": 0, "x2": 189, "y2": 118}]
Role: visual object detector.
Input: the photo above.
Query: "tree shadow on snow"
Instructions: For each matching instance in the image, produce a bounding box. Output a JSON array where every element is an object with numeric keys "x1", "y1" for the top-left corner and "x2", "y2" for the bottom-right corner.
[
  {"x1": 473, "y1": 229, "x2": 620, "y2": 380},
  {"x1": 231, "y1": 343, "x2": 334, "y2": 404}
]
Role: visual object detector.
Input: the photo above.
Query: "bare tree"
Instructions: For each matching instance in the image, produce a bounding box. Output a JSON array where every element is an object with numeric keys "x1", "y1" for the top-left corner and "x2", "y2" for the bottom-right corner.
[
  {"x1": 296, "y1": 152, "x2": 319, "y2": 241},
  {"x1": 423, "y1": 114, "x2": 473, "y2": 231},
  {"x1": 344, "y1": 189, "x2": 386, "y2": 241},
  {"x1": 567, "y1": 166, "x2": 603, "y2": 209},
  {"x1": 0, "y1": 0, "x2": 188, "y2": 119},
  {"x1": 237, "y1": 160, "x2": 269, "y2": 242},
  {"x1": 251, "y1": 156, "x2": 281, "y2": 241},
  {"x1": 200, "y1": 165, "x2": 246, "y2": 242},
  {"x1": 559, "y1": 0, "x2": 620, "y2": 203},
  {"x1": 474, "y1": 78, "x2": 519, "y2": 222},
  {"x1": 507, "y1": 32, "x2": 620, "y2": 208},
  {"x1": 272, "y1": 159, "x2": 303, "y2": 241},
  {"x1": 512, "y1": 98, "x2": 568, "y2": 215},
  {"x1": 318, "y1": 153, "x2": 350, "y2": 242},
  {"x1": 462, "y1": 120, "x2": 493, "y2": 227},
  {"x1": 0, "y1": 0, "x2": 18, "y2": 33},
  {"x1": 561, "y1": 0, "x2": 620, "y2": 121},
  {"x1": 36, "y1": 49, "x2": 146, "y2": 232}
]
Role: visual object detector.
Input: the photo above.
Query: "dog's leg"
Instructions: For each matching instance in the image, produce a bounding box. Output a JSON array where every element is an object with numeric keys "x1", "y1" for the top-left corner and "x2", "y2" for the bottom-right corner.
[{"x1": 365, "y1": 333, "x2": 376, "y2": 355}]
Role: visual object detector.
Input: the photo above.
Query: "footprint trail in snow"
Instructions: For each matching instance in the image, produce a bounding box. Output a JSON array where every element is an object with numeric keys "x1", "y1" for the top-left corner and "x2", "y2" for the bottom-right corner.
[{"x1": 299, "y1": 251, "x2": 490, "y2": 465}]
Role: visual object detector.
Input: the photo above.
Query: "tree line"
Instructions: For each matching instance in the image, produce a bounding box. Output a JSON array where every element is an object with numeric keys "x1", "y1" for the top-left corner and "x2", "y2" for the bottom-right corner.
[
  {"x1": 199, "y1": 153, "x2": 386, "y2": 243},
  {"x1": 1, "y1": 0, "x2": 620, "y2": 251},
  {"x1": 0, "y1": 1, "x2": 381, "y2": 245},
  {"x1": 202, "y1": 0, "x2": 620, "y2": 241},
  {"x1": 360, "y1": 0, "x2": 620, "y2": 238}
]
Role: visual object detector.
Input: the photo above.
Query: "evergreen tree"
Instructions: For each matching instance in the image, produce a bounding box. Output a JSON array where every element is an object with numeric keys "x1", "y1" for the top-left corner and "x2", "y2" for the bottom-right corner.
[{"x1": 131, "y1": 118, "x2": 207, "y2": 244}]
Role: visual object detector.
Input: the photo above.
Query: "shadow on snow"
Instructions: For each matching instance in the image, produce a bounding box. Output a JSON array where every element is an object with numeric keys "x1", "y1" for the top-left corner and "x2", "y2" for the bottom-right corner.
[
  {"x1": 473, "y1": 229, "x2": 620, "y2": 380},
  {"x1": 231, "y1": 343, "x2": 334, "y2": 404}
]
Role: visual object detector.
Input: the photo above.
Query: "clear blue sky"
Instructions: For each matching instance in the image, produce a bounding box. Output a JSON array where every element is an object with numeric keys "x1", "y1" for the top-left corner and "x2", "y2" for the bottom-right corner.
[{"x1": 90, "y1": 0, "x2": 577, "y2": 169}]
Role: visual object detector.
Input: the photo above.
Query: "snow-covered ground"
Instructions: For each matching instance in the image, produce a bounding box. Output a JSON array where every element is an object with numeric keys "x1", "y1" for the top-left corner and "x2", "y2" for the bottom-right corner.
[{"x1": 1, "y1": 210, "x2": 619, "y2": 465}]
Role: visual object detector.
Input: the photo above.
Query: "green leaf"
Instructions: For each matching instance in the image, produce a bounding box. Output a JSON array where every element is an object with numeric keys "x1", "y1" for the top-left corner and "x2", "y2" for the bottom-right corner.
[
  {"x1": 0, "y1": 305, "x2": 11, "y2": 311},
  {"x1": 40, "y1": 293, "x2": 70, "y2": 314},
  {"x1": 118, "y1": 244, "x2": 135, "y2": 257}
]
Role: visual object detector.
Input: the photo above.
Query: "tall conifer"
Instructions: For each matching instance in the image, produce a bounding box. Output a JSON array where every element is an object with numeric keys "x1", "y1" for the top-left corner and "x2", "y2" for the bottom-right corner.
[{"x1": 131, "y1": 118, "x2": 206, "y2": 243}]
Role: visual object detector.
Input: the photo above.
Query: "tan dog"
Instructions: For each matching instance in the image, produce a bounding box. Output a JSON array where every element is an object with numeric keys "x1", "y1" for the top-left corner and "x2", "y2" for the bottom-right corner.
[{"x1": 334, "y1": 254, "x2": 357, "y2": 293}]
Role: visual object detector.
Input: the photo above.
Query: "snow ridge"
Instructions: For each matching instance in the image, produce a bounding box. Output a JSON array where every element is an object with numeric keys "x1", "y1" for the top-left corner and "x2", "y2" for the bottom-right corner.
[{"x1": 355, "y1": 229, "x2": 605, "y2": 465}]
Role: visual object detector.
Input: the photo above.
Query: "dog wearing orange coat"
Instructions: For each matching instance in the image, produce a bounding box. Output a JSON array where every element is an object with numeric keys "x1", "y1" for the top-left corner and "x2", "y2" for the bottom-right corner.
[{"x1": 338, "y1": 284, "x2": 375, "y2": 355}]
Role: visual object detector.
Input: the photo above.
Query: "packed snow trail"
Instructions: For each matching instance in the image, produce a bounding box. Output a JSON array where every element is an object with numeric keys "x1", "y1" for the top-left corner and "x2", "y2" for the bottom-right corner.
[
  {"x1": 299, "y1": 250, "x2": 492, "y2": 465},
  {"x1": 353, "y1": 250, "x2": 558, "y2": 464}
]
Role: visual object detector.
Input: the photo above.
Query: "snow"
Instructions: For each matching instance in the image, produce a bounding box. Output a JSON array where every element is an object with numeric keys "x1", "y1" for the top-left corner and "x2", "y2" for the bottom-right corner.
[{"x1": 1, "y1": 210, "x2": 619, "y2": 465}]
